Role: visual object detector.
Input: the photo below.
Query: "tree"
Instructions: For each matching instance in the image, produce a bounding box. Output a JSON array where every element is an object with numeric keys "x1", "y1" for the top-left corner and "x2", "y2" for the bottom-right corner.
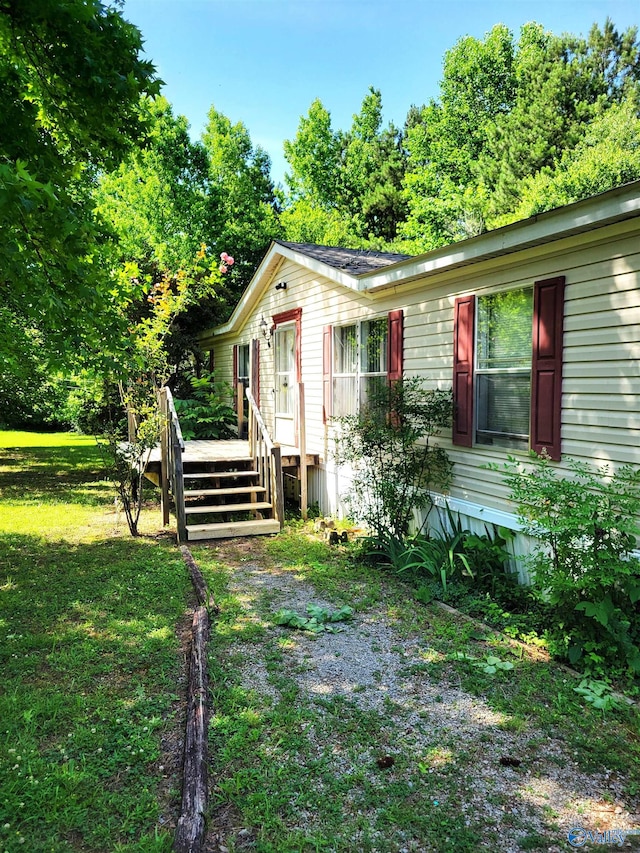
[
  {"x1": 283, "y1": 98, "x2": 342, "y2": 208},
  {"x1": 0, "y1": 0, "x2": 160, "y2": 367},
  {"x1": 399, "y1": 19, "x2": 640, "y2": 251},
  {"x1": 97, "y1": 98, "x2": 218, "y2": 278},
  {"x1": 202, "y1": 105, "x2": 281, "y2": 299},
  {"x1": 478, "y1": 20, "x2": 640, "y2": 218},
  {"x1": 506, "y1": 95, "x2": 640, "y2": 222},
  {"x1": 340, "y1": 88, "x2": 408, "y2": 241},
  {"x1": 399, "y1": 24, "x2": 516, "y2": 249},
  {"x1": 282, "y1": 90, "x2": 408, "y2": 246}
]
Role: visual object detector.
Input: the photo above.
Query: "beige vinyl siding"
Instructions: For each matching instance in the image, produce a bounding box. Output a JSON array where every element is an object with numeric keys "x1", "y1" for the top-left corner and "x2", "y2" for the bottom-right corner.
[
  {"x1": 210, "y1": 216, "x2": 639, "y2": 524},
  {"x1": 212, "y1": 340, "x2": 235, "y2": 408},
  {"x1": 400, "y1": 224, "x2": 640, "y2": 514}
]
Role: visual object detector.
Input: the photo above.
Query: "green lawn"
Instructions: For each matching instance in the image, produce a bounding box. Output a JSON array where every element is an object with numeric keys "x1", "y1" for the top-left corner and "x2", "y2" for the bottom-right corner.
[
  {"x1": 2, "y1": 431, "x2": 639, "y2": 852},
  {"x1": 0, "y1": 431, "x2": 189, "y2": 852}
]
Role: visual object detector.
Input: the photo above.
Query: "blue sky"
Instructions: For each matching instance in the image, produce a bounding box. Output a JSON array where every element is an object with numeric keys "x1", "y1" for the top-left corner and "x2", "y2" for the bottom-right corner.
[{"x1": 122, "y1": 0, "x2": 639, "y2": 185}]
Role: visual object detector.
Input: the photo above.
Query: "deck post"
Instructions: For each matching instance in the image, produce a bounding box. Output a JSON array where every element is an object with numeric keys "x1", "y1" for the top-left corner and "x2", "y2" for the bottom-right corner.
[
  {"x1": 270, "y1": 445, "x2": 284, "y2": 528},
  {"x1": 248, "y1": 389, "x2": 256, "y2": 459},
  {"x1": 237, "y1": 382, "x2": 245, "y2": 438},
  {"x1": 159, "y1": 388, "x2": 170, "y2": 527},
  {"x1": 298, "y1": 382, "x2": 308, "y2": 520},
  {"x1": 173, "y1": 425, "x2": 187, "y2": 543}
]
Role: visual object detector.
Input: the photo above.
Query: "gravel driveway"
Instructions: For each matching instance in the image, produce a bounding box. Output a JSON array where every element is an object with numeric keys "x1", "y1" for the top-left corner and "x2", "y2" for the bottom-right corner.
[{"x1": 202, "y1": 538, "x2": 640, "y2": 853}]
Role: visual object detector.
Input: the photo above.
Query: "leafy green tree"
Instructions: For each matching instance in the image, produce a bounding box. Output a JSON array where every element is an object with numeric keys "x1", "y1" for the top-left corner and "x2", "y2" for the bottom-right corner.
[
  {"x1": 283, "y1": 98, "x2": 342, "y2": 208},
  {"x1": 279, "y1": 198, "x2": 363, "y2": 247},
  {"x1": 340, "y1": 88, "x2": 408, "y2": 241},
  {"x1": 202, "y1": 104, "x2": 281, "y2": 296},
  {"x1": 504, "y1": 96, "x2": 640, "y2": 222},
  {"x1": 0, "y1": 0, "x2": 160, "y2": 367},
  {"x1": 399, "y1": 24, "x2": 515, "y2": 249},
  {"x1": 282, "y1": 89, "x2": 408, "y2": 245},
  {"x1": 97, "y1": 97, "x2": 217, "y2": 279},
  {"x1": 479, "y1": 20, "x2": 640, "y2": 218},
  {"x1": 399, "y1": 19, "x2": 640, "y2": 251}
]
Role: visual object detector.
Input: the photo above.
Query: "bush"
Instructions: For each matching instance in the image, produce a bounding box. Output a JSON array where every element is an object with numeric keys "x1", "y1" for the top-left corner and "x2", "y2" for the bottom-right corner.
[
  {"x1": 173, "y1": 372, "x2": 236, "y2": 440},
  {"x1": 333, "y1": 377, "x2": 453, "y2": 539},
  {"x1": 496, "y1": 454, "x2": 640, "y2": 679}
]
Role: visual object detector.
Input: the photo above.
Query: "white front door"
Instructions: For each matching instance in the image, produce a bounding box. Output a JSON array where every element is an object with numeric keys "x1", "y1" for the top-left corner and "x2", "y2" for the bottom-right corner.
[{"x1": 274, "y1": 324, "x2": 296, "y2": 446}]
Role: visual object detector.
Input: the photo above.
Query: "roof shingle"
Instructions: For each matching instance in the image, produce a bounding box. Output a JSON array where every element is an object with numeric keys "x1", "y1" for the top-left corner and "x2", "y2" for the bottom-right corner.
[{"x1": 275, "y1": 240, "x2": 412, "y2": 275}]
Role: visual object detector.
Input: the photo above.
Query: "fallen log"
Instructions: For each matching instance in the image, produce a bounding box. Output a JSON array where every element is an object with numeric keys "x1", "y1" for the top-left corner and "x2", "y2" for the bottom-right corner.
[
  {"x1": 174, "y1": 605, "x2": 210, "y2": 853},
  {"x1": 180, "y1": 545, "x2": 219, "y2": 612}
]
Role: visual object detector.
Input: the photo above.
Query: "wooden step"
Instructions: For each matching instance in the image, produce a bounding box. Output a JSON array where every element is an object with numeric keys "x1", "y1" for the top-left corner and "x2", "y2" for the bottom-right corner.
[
  {"x1": 187, "y1": 519, "x2": 281, "y2": 540},
  {"x1": 183, "y1": 471, "x2": 259, "y2": 480},
  {"x1": 184, "y1": 501, "x2": 273, "y2": 515},
  {"x1": 183, "y1": 486, "x2": 266, "y2": 498}
]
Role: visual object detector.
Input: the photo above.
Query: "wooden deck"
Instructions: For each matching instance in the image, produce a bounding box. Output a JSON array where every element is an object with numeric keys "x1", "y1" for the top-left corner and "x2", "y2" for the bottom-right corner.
[{"x1": 148, "y1": 439, "x2": 318, "y2": 467}]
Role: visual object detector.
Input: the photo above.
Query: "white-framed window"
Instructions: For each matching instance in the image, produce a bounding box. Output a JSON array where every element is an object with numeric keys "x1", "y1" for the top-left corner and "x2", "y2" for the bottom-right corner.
[
  {"x1": 237, "y1": 343, "x2": 250, "y2": 386},
  {"x1": 333, "y1": 317, "x2": 388, "y2": 417},
  {"x1": 475, "y1": 286, "x2": 533, "y2": 450},
  {"x1": 453, "y1": 276, "x2": 565, "y2": 460}
]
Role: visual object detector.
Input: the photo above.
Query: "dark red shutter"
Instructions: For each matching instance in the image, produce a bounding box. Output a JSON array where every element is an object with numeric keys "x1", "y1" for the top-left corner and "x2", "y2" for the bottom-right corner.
[
  {"x1": 232, "y1": 344, "x2": 239, "y2": 413},
  {"x1": 387, "y1": 309, "x2": 404, "y2": 383},
  {"x1": 250, "y1": 339, "x2": 260, "y2": 408},
  {"x1": 452, "y1": 295, "x2": 475, "y2": 447},
  {"x1": 531, "y1": 276, "x2": 565, "y2": 461},
  {"x1": 323, "y1": 326, "x2": 332, "y2": 423}
]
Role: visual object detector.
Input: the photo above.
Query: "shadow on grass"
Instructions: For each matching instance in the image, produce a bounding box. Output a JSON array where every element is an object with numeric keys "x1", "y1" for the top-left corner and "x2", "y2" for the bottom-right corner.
[
  {"x1": 0, "y1": 530, "x2": 189, "y2": 851},
  {"x1": 0, "y1": 443, "x2": 112, "y2": 505}
]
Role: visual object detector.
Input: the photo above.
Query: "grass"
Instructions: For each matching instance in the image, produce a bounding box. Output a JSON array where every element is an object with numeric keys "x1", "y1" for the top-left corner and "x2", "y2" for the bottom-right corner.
[
  {"x1": 0, "y1": 431, "x2": 190, "y2": 852},
  {"x1": 3, "y1": 434, "x2": 640, "y2": 851},
  {"x1": 192, "y1": 527, "x2": 640, "y2": 852}
]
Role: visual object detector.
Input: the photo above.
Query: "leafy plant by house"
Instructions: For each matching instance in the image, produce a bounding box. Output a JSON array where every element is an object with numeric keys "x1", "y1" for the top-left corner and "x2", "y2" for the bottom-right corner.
[
  {"x1": 173, "y1": 372, "x2": 236, "y2": 441},
  {"x1": 333, "y1": 377, "x2": 453, "y2": 540},
  {"x1": 496, "y1": 454, "x2": 640, "y2": 679}
]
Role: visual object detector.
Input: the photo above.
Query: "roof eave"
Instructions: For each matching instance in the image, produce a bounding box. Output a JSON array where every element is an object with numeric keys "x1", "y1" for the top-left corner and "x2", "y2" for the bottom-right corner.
[
  {"x1": 360, "y1": 181, "x2": 640, "y2": 293},
  {"x1": 201, "y1": 241, "x2": 362, "y2": 343}
]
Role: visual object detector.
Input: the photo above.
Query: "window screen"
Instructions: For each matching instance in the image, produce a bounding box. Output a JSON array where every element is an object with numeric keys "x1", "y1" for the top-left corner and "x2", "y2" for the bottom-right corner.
[{"x1": 476, "y1": 288, "x2": 533, "y2": 449}]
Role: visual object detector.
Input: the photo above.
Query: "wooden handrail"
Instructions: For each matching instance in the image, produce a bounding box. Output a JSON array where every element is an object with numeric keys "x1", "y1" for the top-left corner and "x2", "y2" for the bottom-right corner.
[
  {"x1": 246, "y1": 388, "x2": 275, "y2": 452},
  {"x1": 246, "y1": 388, "x2": 284, "y2": 528},
  {"x1": 160, "y1": 386, "x2": 187, "y2": 541},
  {"x1": 164, "y1": 386, "x2": 186, "y2": 451}
]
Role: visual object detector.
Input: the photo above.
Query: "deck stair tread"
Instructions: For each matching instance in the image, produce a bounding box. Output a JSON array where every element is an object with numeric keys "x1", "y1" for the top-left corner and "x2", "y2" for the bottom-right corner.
[
  {"x1": 184, "y1": 486, "x2": 267, "y2": 498},
  {"x1": 187, "y1": 519, "x2": 280, "y2": 540},
  {"x1": 185, "y1": 501, "x2": 273, "y2": 515},
  {"x1": 183, "y1": 471, "x2": 259, "y2": 480},
  {"x1": 184, "y1": 455, "x2": 254, "y2": 464}
]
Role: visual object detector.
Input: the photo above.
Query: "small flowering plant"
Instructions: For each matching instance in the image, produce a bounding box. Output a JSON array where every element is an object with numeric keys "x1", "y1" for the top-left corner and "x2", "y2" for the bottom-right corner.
[{"x1": 219, "y1": 251, "x2": 235, "y2": 274}]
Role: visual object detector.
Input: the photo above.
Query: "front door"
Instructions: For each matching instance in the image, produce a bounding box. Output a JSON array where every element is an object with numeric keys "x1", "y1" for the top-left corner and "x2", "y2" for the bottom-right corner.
[{"x1": 274, "y1": 323, "x2": 296, "y2": 446}]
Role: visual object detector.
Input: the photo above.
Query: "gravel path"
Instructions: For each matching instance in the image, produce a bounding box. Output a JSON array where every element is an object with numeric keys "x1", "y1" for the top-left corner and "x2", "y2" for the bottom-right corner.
[{"x1": 205, "y1": 542, "x2": 640, "y2": 852}]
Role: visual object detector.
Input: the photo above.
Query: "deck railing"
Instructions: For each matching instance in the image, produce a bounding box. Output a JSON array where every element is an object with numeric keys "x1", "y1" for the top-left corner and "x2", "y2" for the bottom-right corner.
[
  {"x1": 296, "y1": 381, "x2": 308, "y2": 520},
  {"x1": 159, "y1": 386, "x2": 187, "y2": 542},
  {"x1": 246, "y1": 388, "x2": 284, "y2": 528}
]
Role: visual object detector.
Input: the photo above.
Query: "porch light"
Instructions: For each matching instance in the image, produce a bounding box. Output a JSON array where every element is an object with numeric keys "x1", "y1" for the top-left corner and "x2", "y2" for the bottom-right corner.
[
  {"x1": 260, "y1": 315, "x2": 273, "y2": 347},
  {"x1": 275, "y1": 281, "x2": 287, "y2": 291}
]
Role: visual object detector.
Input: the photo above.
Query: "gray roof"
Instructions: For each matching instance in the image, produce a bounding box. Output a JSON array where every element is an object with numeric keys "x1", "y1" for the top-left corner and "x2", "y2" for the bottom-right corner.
[{"x1": 275, "y1": 241, "x2": 412, "y2": 275}]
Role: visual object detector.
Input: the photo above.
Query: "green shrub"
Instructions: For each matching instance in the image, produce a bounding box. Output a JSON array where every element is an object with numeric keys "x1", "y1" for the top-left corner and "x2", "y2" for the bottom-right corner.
[
  {"x1": 173, "y1": 372, "x2": 236, "y2": 440},
  {"x1": 496, "y1": 454, "x2": 640, "y2": 680},
  {"x1": 333, "y1": 377, "x2": 453, "y2": 539}
]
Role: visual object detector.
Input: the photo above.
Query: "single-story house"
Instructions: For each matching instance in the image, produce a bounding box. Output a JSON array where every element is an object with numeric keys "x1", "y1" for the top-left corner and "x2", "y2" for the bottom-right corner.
[{"x1": 199, "y1": 181, "x2": 640, "y2": 560}]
